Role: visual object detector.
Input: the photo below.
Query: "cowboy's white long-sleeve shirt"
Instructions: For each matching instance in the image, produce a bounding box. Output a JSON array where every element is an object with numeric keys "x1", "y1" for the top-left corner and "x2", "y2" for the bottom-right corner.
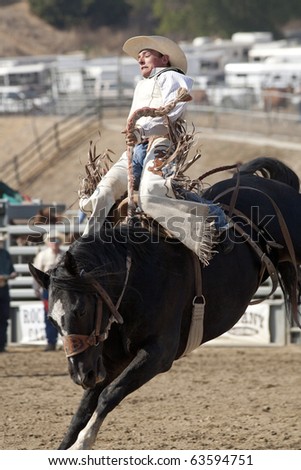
[{"x1": 128, "y1": 67, "x2": 194, "y2": 138}]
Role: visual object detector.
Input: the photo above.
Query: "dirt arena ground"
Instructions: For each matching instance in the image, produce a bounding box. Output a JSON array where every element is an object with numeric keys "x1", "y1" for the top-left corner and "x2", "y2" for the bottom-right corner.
[{"x1": 0, "y1": 344, "x2": 300, "y2": 450}]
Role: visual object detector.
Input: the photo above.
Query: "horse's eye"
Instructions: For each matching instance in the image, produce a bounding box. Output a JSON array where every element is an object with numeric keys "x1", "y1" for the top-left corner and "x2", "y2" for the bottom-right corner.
[
  {"x1": 78, "y1": 309, "x2": 87, "y2": 318},
  {"x1": 76, "y1": 296, "x2": 96, "y2": 318},
  {"x1": 77, "y1": 303, "x2": 91, "y2": 318}
]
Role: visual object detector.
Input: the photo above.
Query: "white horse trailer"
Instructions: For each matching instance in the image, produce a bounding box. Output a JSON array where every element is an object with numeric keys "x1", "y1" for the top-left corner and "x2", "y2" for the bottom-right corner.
[
  {"x1": 249, "y1": 45, "x2": 301, "y2": 63},
  {"x1": 0, "y1": 62, "x2": 52, "y2": 89},
  {"x1": 225, "y1": 61, "x2": 301, "y2": 92}
]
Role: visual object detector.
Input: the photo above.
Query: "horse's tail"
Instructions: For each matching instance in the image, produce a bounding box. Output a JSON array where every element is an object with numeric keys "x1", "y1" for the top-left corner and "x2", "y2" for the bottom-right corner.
[
  {"x1": 277, "y1": 262, "x2": 301, "y2": 328},
  {"x1": 238, "y1": 157, "x2": 300, "y2": 191},
  {"x1": 239, "y1": 157, "x2": 301, "y2": 326}
]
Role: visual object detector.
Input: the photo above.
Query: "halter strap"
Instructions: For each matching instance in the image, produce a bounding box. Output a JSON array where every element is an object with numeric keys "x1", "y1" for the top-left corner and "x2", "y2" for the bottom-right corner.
[
  {"x1": 90, "y1": 280, "x2": 124, "y2": 324},
  {"x1": 62, "y1": 280, "x2": 124, "y2": 358},
  {"x1": 62, "y1": 298, "x2": 105, "y2": 357}
]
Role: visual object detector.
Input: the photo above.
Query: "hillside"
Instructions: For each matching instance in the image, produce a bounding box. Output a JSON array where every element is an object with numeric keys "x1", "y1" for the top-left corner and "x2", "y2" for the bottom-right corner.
[
  {"x1": 1, "y1": 1, "x2": 301, "y2": 59},
  {"x1": 0, "y1": 0, "x2": 129, "y2": 57}
]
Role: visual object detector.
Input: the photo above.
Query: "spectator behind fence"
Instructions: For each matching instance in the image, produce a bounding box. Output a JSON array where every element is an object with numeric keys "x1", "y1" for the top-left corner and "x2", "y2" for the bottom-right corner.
[
  {"x1": 32, "y1": 232, "x2": 64, "y2": 352},
  {"x1": 0, "y1": 233, "x2": 17, "y2": 353}
]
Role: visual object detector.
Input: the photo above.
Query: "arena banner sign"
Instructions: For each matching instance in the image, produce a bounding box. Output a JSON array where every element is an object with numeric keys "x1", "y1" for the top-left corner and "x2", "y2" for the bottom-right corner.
[
  {"x1": 209, "y1": 303, "x2": 271, "y2": 345},
  {"x1": 12, "y1": 301, "x2": 284, "y2": 346},
  {"x1": 15, "y1": 302, "x2": 46, "y2": 344}
]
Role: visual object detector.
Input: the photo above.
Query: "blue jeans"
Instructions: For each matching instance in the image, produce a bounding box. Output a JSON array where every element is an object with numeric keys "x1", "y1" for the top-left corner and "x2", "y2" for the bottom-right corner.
[
  {"x1": 0, "y1": 286, "x2": 10, "y2": 350},
  {"x1": 132, "y1": 142, "x2": 148, "y2": 190},
  {"x1": 174, "y1": 187, "x2": 228, "y2": 230},
  {"x1": 43, "y1": 289, "x2": 58, "y2": 346}
]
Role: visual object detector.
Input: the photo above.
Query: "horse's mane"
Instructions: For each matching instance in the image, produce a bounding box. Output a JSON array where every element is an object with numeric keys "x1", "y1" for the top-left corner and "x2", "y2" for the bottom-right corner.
[
  {"x1": 52, "y1": 225, "x2": 162, "y2": 296},
  {"x1": 238, "y1": 157, "x2": 300, "y2": 191},
  {"x1": 70, "y1": 225, "x2": 157, "y2": 265}
]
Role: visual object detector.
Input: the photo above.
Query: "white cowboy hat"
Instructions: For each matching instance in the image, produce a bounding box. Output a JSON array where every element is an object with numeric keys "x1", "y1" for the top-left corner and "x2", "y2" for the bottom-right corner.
[{"x1": 123, "y1": 35, "x2": 187, "y2": 74}]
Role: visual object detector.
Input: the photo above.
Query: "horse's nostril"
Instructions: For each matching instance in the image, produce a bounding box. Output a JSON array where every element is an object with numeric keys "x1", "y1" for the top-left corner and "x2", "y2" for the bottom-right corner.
[
  {"x1": 87, "y1": 369, "x2": 95, "y2": 381},
  {"x1": 96, "y1": 356, "x2": 106, "y2": 382},
  {"x1": 83, "y1": 369, "x2": 96, "y2": 389}
]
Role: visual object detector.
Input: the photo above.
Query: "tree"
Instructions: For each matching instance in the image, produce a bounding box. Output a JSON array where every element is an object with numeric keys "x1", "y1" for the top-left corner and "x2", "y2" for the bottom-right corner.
[
  {"x1": 151, "y1": 0, "x2": 301, "y2": 39},
  {"x1": 28, "y1": 0, "x2": 130, "y2": 29},
  {"x1": 27, "y1": 0, "x2": 301, "y2": 38},
  {"x1": 152, "y1": 0, "x2": 191, "y2": 40},
  {"x1": 127, "y1": 0, "x2": 156, "y2": 34}
]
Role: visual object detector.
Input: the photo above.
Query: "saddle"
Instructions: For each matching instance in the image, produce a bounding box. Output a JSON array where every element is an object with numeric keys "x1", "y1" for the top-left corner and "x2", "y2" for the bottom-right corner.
[{"x1": 109, "y1": 194, "x2": 176, "y2": 239}]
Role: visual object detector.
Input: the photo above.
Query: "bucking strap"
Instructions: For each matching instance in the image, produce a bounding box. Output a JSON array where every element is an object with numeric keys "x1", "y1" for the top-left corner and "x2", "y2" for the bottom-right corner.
[
  {"x1": 181, "y1": 254, "x2": 205, "y2": 357},
  {"x1": 231, "y1": 221, "x2": 279, "y2": 303}
]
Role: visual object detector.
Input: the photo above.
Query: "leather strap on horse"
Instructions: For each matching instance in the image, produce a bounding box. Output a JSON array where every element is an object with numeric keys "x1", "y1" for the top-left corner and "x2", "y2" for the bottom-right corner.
[
  {"x1": 218, "y1": 184, "x2": 299, "y2": 320},
  {"x1": 181, "y1": 254, "x2": 205, "y2": 357},
  {"x1": 62, "y1": 280, "x2": 124, "y2": 358},
  {"x1": 62, "y1": 297, "x2": 105, "y2": 358},
  {"x1": 230, "y1": 220, "x2": 279, "y2": 304},
  {"x1": 215, "y1": 184, "x2": 298, "y2": 273},
  {"x1": 227, "y1": 166, "x2": 240, "y2": 218},
  {"x1": 90, "y1": 280, "x2": 124, "y2": 324}
]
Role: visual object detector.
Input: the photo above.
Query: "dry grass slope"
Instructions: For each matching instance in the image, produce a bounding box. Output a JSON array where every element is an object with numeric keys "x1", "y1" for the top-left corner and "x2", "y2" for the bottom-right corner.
[
  {"x1": 0, "y1": 1, "x2": 78, "y2": 56},
  {"x1": 0, "y1": 0, "x2": 131, "y2": 57}
]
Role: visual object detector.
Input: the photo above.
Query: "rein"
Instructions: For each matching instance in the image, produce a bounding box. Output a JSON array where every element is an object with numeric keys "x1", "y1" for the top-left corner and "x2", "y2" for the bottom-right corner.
[
  {"x1": 125, "y1": 87, "x2": 192, "y2": 222},
  {"x1": 61, "y1": 278, "x2": 124, "y2": 358}
]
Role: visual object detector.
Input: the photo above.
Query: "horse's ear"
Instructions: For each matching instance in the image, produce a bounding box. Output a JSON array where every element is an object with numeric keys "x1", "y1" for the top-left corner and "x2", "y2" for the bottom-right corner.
[
  {"x1": 64, "y1": 251, "x2": 78, "y2": 276},
  {"x1": 28, "y1": 263, "x2": 50, "y2": 289}
]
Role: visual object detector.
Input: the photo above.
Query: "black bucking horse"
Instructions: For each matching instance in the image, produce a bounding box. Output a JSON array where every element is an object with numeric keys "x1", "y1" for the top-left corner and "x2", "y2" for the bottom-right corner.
[{"x1": 29, "y1": 157, "x2": 301, "y2": 449}]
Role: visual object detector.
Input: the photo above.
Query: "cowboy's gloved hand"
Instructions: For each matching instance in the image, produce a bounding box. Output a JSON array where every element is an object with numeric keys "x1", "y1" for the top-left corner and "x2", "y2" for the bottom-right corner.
[{"x1": 125, "y1": 128, "x2": 143, "y2": 146}]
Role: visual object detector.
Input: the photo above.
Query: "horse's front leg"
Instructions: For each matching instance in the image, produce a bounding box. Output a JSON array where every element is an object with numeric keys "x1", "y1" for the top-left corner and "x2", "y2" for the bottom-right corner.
[
  {"x1": 69, "y1": 342, "x2": 173, "y2": 450},
  {"x1": 58, "y1": 385, "x2": 103, "y2": 449}
]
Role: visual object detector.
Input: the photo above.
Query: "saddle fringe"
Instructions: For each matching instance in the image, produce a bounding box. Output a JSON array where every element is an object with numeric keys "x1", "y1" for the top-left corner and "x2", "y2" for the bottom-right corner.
[{"x1": 78, "y1": 138, "x2": 115, "y2": 199}]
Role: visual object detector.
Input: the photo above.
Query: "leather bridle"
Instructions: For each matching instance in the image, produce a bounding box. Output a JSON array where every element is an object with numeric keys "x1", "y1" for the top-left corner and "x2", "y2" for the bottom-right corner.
[{"x1": 62, "y1": 280, "x2": 124, "y2": 358}]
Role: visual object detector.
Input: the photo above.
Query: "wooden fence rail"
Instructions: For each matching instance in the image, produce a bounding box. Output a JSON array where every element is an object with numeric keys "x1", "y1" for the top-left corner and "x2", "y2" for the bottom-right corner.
[
  {"x1": 2, "y1": 95, "x2": 301, "y2": 194},
  {"x1": 0, "y1": 102, "x2": 102, "y2": 191}
]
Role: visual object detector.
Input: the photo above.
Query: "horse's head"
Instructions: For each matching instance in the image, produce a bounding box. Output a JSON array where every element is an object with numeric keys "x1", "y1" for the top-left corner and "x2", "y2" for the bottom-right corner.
[{"x1": 29, "y1": 251, "x2": 123, "y2": 389}]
